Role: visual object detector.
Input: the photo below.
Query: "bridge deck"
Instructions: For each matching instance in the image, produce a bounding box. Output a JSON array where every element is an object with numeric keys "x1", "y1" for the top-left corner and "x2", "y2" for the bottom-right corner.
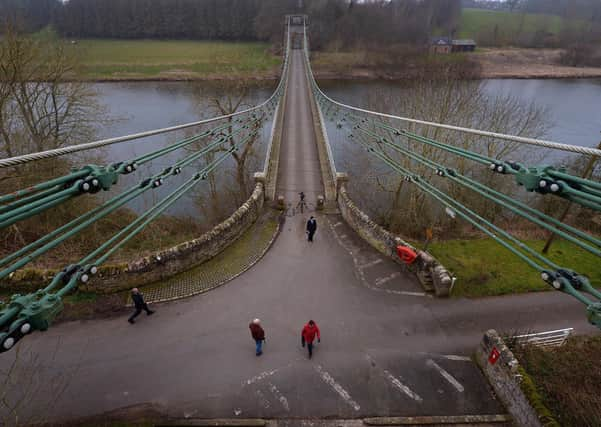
[{"x1": 1, "y1": 27, "x2": 598, "y2": 424}]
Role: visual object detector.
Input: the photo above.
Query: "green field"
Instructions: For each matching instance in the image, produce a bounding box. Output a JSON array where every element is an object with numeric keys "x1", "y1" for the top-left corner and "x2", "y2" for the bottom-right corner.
[
  {"x1": 426, "y1": 238, "x2": 600, "y2": 298},
  {"x1": 66, "y1": 39, "x2": 281, "y2": 80},
  {"x1": 459, "y1": 8, "x2": 566, "y2": 39}
]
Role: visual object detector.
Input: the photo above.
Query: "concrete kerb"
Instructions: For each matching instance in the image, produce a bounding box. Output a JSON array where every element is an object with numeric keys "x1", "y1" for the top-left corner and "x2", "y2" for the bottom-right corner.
[
  {"x1": 264, "y1": 76, "x2": 288, "y2": 202},
  {"x1": 159, "y1": 417, "x2": 512, "y2": 427},
  {"x1": 475, "y1": 329, "x2": 543, "y2": 427},
  {"x1": 303, "y1": 48, "x2": 337, "y2": 208},
  {"x1": 335, "y1": 173, "x2": 453, "y2": 297}
]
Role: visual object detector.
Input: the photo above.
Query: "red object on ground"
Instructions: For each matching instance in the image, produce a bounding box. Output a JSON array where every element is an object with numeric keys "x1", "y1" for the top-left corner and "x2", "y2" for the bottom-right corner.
[
  {"x1": 396, "y1": 246, "x2": 417, "y2": 264},
  {"x1": 488, "y1": 347, "x2": 500, "y2": 365},
  {"x1": 302, "y1": 322, "x2": 321, "y2": 343}
]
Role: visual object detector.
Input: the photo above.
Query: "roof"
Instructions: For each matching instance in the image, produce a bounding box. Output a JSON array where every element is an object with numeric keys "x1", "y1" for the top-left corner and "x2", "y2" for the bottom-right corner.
[
  {"x1": 431, "y1": 37, "x2": 452, "y2": 45},
  {"x1": 452, "y1": 39, "x2": 477, "y2": 46}
]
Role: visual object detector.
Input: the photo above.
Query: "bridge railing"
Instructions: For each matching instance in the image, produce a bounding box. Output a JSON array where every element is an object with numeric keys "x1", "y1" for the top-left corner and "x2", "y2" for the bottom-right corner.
[{"x1": 508, "y1": 328, "x2": 574, "y2": 349}]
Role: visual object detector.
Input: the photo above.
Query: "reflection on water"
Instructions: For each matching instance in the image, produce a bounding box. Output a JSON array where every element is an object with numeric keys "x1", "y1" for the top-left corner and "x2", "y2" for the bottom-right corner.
[
  {"x1": 90, "y1": 81, "x2": 276, "y2": 220},
  {"x1": 321, "y1": 78, "x2": 601, "y2": 149}
]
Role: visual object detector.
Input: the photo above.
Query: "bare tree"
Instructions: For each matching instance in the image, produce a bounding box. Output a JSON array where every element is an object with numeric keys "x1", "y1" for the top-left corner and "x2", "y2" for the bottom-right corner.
[
  {"x1": 337, "y1": 75, "x2": 549, "y2": 238},
  {"x1": 0, "y1": 26, "x2": 105, "y2": 183}
]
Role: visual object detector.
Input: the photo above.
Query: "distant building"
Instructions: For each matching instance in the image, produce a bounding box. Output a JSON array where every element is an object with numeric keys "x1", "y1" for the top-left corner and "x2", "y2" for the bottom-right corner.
[
  {"x1": 451, "y1": 39, "x2": 477, "y2": 52},
  {"x1": 430, "y1": 37, "x2": 476, "y2": 54}
]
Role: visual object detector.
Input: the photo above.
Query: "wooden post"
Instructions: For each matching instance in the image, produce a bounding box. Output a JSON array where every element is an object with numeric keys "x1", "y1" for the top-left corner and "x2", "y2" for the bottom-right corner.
[{"x1": 542, "y1": 139, "x2": 601, "y2": 254}]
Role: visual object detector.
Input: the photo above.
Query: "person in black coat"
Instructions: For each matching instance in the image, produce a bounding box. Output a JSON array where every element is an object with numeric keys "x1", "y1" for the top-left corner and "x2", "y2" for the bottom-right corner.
[
  {"x1": 128, "y1": 288, "x2": 154, "y2": 324},
  {"x1": 306, "y1": 216, "x2": 317, "y2": 242}
]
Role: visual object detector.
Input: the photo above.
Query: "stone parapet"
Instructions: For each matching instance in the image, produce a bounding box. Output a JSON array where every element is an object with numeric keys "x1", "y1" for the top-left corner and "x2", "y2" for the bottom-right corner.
[
  {"x1": 476, "y1": 329, "x2": 542, "y2": 427},
  {"x1": 336, "y1": 179, "x2": 453, "y2": 297}
]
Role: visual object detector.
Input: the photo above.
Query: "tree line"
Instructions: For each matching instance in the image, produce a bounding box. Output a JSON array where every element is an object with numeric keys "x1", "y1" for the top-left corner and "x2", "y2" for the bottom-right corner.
[{"x1": 1, "y1": 0, "x2": 461, "y2": 48}]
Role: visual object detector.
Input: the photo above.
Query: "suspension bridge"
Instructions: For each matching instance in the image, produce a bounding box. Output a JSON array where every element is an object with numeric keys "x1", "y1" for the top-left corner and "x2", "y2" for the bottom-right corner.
[{"x1": 0, "y1": 16, "x2": 600, "y2": 423}]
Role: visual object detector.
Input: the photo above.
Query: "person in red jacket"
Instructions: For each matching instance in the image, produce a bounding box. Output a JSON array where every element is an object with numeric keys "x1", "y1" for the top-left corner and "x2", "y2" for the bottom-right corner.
[
  {"x1": 301, "y1": 320, "x2": 321, "y2": 359},
  {"x1": 249, "y1": 318, "x2": 265, "y2": 356}
]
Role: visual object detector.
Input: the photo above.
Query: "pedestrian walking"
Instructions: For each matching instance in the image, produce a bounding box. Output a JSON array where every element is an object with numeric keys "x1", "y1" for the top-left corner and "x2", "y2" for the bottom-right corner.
[
  {"x1": 249, "y1": 318, "x2": 266, "y2": 356},
  {"x1": 301, "y1": 319, "x2": 321, "y2": 358},
  {"x1": 306, "y1": 216, "x2": 317, "y2": 242},
  {"x1": 128, "y1": 288, "x2": 154, "y2": 324}
]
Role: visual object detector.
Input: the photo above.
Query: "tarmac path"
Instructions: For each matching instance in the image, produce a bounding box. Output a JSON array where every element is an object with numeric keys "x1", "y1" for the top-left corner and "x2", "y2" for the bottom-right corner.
[{"x1": 0, "y1": 47, "x2": 598, "y2": 424}]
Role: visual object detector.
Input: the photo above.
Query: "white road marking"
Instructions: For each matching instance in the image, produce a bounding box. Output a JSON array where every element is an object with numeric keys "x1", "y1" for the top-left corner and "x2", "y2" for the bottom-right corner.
[
  {"x1": 427, "y1": 359, "x2": 465, "y2": 393},
  {"x1": 365, "y1": 354, "x2": 423, "y2": 403},
  {"x1": 314, "y1": 365, "x2": 361, "y2": 411},
  {"x1": 384, "y1": 290, "x2": 428, "y2": 297},
  {"x1": 374, "y1": 272, "x2": 401, "y2": 286},
  {"x1": 358, "y1": 258, "x2": 383, "y2": 269},
  {"x1": 383, "y1": 369, "x2": 423, "y2": 402},
  {"x1": 245, "y1": 368, "x2": 279, "y2": 385},
  {"x1": 443, "y1": 355, "x2": 472, "y2": 362},
  {"x1": 268, "y1": 382, "x2": 290, "y2": 411},
  {"x1": 254, "y1": 389, "x2": 271, "y2": 408},
  {"x1": 333, "y1": 222, "x2": 343, "y2": 227},
  {"x1": 326, "y1": 217, "x2": 427, "y2": 298}
]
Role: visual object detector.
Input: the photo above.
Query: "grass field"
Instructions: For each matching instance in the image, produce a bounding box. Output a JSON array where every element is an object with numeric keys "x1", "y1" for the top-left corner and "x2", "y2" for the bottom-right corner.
[
  {"x1": 426, "y1": 238, "x2": 601, "y2": 298},
  {"x1": 458, "y1": 8, "x2": 566, "y2": 39},
  {"x1": 66, "y1": 39, "x2": 281, "y2": 80}
]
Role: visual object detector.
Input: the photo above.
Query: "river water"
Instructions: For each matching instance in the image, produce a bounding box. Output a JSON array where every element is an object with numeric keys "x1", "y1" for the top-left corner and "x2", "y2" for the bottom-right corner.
[
  {"x1": 90, "y1": 82, "x2": 276, "y2": 219},
  {"x1": 91, "y1": 79, "x2": 601, "y2": 218}
]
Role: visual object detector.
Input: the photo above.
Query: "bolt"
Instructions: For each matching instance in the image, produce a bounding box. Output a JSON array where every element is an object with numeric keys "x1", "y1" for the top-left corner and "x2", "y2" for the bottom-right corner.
[
  {"x1": 550, "y1": 183, "x2": 560, "y2": 193},
  {"x1": 489, "y1": 163, "x2": 496, "y2": 170},
  {"x1": 20, "y1": 323, "x2": 31, "y2": 334},
  {"x1": 2, "y1": 337, "x2": 15, "y2": 350},
  {"x1": 541, "y1": 272, "x2": 549, "y2": 281},
  {"x1": 539, "y1": 180, "x2": 548, "y2": 188},
  {"x1": 90, "y1": 266, "x2": 98, "y2": 275}
]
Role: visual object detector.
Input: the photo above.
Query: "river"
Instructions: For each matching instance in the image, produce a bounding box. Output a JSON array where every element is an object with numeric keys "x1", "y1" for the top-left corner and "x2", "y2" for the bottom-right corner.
[{"x1": 91, "y1": 79, "x2": 601, "y2": 218}]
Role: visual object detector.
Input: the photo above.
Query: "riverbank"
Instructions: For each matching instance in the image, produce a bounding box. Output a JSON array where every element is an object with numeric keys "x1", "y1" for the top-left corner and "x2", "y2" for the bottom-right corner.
[
  {"x1": 66, "y1": 39, "x2": 601, "y2": 81},
  {"x1": 310, "y1": 47, "x2": 601, "y2": 81}
]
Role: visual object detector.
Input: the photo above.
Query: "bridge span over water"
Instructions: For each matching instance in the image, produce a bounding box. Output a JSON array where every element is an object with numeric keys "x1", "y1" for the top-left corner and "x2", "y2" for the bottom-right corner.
[{"x1": 0, "y1": 16, "x2": 600, "y2": 424}]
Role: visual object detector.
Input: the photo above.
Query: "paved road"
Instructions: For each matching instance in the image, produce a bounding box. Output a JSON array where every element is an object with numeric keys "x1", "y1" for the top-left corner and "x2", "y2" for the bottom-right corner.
[{"x1": 1, "y1": 42, "x2": 598, "y2": 424}]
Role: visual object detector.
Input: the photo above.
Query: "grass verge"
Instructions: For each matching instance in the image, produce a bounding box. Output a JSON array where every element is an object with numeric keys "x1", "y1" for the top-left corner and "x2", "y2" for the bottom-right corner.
[
  {"x1": 425, "y1": 238, "x2": 600, "y2": 298},
  {"x1": 513, "y1": 336, "x2": 601, "y2": 427}
]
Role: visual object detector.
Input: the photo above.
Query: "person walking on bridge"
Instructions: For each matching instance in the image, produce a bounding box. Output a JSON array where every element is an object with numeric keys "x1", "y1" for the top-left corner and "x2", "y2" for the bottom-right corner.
[
  {"x1": 249, "y1": 318, "x2": 266, "y2": 356},
  {"x1": 306, "y1": 216, "x2": 317, "y2": 242},
  {"x1": 128, "y1": 288, "x2": 154, "y2": 324},
  {"x1": 301, "y1": 320, "x2": 321, "y2": 359}
]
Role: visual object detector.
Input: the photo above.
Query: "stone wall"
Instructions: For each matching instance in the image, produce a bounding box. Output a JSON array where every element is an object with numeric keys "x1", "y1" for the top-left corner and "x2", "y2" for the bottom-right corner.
[
  {"x1": 476, "y1": 329, "x2": 542, "y2": 427},
  {"x1": 1, "y1": 183, "x2": 265, "y2": 294},
  {"x1": 337, "y1": 178, "x2": 453, "y2": 297}
]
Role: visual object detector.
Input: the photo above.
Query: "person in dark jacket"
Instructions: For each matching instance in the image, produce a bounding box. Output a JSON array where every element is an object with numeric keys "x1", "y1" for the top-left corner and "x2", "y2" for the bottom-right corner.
[
  {"x1": 128, "y1": 288, "x2": 154, "y2": 324},
  {"x1": 249, "y1": 318, "x2": 266, "y2": 356},
  {"x1": 306, "y1": 216, "x2": 317, "y2": 242},
  {"x1": 301, "y1": 319, "x2": 321, "y2": 358}
]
